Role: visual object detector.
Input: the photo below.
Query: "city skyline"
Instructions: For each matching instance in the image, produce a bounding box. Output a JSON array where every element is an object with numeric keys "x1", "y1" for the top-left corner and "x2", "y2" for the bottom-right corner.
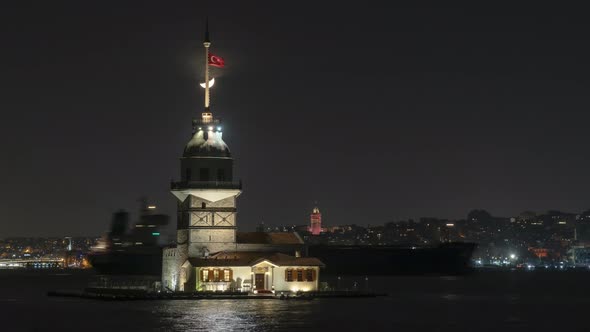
[{"x1": 3, "y1": 3, "x2": 590, "y2": 236}]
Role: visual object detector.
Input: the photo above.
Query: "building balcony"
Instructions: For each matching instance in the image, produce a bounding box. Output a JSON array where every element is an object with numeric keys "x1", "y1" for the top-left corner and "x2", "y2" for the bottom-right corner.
[
  {"x1": 171, "y1": 180, "x2": 242, "y2": 190},
  {"x1": 192, "y1": 117, "x2": 221, "y2": 126}
]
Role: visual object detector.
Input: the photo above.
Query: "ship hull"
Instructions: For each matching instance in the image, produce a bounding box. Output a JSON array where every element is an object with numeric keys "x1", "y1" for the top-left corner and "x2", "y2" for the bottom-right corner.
[
  {"x1": 88, "y1": 250, "x2": 163, "y2": 276},
  {"x1": 307, "y1": 242, "x2": 477, "y2": 276}
]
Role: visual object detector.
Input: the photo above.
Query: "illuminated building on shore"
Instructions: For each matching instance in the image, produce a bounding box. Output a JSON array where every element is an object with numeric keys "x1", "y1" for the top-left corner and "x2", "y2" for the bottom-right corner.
[
  {"x1": 161, "y1": 22, "x2": 324, "y2": 293},
  {"x1": 309, "y1": 206, "x2": 322, "y2": 236}
]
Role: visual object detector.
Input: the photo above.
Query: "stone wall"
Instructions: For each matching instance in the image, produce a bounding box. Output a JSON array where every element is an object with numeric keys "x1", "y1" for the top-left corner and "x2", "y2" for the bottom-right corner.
[
  {"x1": 189, "y1": 229, "x2": 237, "y2": 256},
  {"x1": 272, "y1": 266, "x2": 320, "y2": 292},
  {"x1": 190, "y1": 196, "x2": 235, "y2": 208},
  {"x1": 161, "y1": 247, "x2": 180, "y2": 291}
]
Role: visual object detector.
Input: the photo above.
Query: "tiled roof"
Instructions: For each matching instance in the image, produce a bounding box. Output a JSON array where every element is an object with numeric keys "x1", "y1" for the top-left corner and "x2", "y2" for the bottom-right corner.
[
  {"x1": 187, "y1": 251, "x2": 324, "y2": 267},
  {"x1": 267, "y1": 232, "x2": 303, "y2": 244}
]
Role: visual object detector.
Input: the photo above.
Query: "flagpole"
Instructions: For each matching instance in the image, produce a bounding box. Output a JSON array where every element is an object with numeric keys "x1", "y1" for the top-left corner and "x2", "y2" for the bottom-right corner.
[{"x1": 203, "y1": 18, "x2": 211, "y2": 116}]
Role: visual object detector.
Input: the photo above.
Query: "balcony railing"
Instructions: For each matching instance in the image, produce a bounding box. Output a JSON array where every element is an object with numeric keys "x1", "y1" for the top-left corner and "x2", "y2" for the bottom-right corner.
[{"x1": 171, "y1": 180, "x2": 242, "y2": 190}]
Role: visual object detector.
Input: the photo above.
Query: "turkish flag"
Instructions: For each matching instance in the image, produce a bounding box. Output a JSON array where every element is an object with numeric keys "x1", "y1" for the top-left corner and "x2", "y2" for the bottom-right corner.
[{"x1": 208, "y1": 53, "x2": 225, "y2": 68}]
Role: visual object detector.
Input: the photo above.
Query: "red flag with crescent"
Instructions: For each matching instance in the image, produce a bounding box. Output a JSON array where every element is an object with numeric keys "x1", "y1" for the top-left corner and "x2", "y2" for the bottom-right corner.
[{"x1": 208, "y1": 53, "x2": 225, "y2": 68}]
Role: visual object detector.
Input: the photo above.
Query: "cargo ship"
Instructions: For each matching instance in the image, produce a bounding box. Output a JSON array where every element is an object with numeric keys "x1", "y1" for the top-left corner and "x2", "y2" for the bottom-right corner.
[
  {"x1": 307, "y1": 242, "x2": 477, "y2": 276},
  {"x1": 88, "y1": 201, "x2": 169, "y2": 276}
]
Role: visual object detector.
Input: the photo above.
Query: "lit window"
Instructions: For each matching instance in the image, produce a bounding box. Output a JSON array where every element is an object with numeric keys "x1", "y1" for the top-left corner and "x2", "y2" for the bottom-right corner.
[
  {"x1": 202, "y1": 269, "x2": 209, "y2": 282},
  {"x1": 214, "y1": 269, "x2": 219, "y2": 282},
  {"x1": 224, "y1": 269, "x2": 230, "y2": 282}
]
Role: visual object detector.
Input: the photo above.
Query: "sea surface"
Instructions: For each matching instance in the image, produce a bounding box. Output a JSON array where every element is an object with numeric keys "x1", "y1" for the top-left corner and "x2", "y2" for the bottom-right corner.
[{"x1": 1, "y1": 269, "x2": 590, "y2": 331}]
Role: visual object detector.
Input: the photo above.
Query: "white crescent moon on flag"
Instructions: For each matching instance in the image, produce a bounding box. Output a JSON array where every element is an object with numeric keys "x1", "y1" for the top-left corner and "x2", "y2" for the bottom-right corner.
[{"x1": 200, "y1": 77, "x2": 215, "y2": 88}]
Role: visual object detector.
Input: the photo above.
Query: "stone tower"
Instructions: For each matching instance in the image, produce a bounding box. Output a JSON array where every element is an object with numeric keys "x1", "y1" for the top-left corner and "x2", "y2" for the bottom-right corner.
[
  {"x1": 170, "y1": 113, "x2": 242, "y2": 258},
  {"x1": 170, "y1": 18, "x2": 240, "y2": 260},
  {"x1": 162, "y1": 21, "x2": 240, "y2": 291},
  {"x1": 309, "y1": 206, "x2": 322, "y2": 236}
]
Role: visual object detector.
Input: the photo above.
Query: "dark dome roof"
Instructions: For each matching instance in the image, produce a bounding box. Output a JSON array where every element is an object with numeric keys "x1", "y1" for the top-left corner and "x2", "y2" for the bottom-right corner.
[{"x1": 183, "y1": 130, "x2": 231, "y2": 158}]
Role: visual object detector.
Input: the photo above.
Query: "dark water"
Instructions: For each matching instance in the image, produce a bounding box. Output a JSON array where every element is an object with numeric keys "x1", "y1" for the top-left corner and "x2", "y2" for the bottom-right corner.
[{"x1": 1, "y1": 269, "x2": 590, "y2": 331}]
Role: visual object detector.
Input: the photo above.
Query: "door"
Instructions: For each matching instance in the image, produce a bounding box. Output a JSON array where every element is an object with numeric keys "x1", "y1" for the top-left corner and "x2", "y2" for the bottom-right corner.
[{"x1": 255, "y1": 273, "x2": 265, "y2": 290}]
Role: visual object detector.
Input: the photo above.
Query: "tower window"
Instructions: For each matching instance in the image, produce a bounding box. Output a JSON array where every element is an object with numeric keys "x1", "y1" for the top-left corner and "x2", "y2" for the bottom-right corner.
[
  {"x1": 217, "y1": 169, "x2": 226, "y2": 181},
  {"x1": 186, "y1": 168, "x2": 192, "y2": 181},
  {"x1": 199, "y1": 168, "x2": 209, "y2": 181},
  {"x1": 202, "y1": 202, "x2": 206, "y2": 209}
]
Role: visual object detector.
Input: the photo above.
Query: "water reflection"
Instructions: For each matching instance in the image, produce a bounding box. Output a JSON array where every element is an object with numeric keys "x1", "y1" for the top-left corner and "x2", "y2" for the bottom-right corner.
[
  {"x1": 155, "y1": 299, "x2": 315, "y2": 332},
  {"x1": 8, "y1": 272, "x2": 590, "y2": 331}
]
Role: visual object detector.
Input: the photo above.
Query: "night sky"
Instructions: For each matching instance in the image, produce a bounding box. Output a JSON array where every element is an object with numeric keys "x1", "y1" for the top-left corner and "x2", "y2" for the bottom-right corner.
[{"x1": 2, "y1": 2, "x2": 590, "y2": 237}]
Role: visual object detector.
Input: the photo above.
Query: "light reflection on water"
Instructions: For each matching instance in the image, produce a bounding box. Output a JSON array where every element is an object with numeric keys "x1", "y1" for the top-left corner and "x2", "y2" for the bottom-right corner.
[
  {"x1": 150, "y1": 299, "x2": 314, "y2": 332},
  {"x1": 143, "y1": 296, "x2": 398, "y2": 332}
]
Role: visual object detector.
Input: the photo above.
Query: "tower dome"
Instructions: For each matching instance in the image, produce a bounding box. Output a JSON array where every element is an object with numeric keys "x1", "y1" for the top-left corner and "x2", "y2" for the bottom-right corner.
[{"x1": 183, "y1": 127, "x2": 231, "y2": 158}]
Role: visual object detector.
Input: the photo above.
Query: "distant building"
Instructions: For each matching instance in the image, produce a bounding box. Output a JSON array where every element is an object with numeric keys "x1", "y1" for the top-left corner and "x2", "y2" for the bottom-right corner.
[
  {"x1": 309, "y1": 206, "x2": 322, "y2": 236},
  {"x1": 568, "y1": 245, "x2": 590, "y2": 266}
]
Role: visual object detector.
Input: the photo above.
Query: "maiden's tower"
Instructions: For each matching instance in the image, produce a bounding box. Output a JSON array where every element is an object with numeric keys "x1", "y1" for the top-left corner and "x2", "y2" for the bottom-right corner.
[{"x1": 162, "y1": 22, "x2": 324, "y2": 293}]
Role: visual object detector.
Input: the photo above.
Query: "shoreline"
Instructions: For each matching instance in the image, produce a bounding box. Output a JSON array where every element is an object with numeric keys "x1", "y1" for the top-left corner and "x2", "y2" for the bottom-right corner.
[{"x1": 47, "y1": 289, "x2": 388, "y2": 301}]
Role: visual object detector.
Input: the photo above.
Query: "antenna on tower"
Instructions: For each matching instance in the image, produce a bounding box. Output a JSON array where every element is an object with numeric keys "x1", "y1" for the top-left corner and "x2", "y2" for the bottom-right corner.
[
  {"x1": 203, "y1": 17, "x2": 212, "y2": 119},
  {"x1": 204, "y1": 16, "x2": 210, "y2": 43}
]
